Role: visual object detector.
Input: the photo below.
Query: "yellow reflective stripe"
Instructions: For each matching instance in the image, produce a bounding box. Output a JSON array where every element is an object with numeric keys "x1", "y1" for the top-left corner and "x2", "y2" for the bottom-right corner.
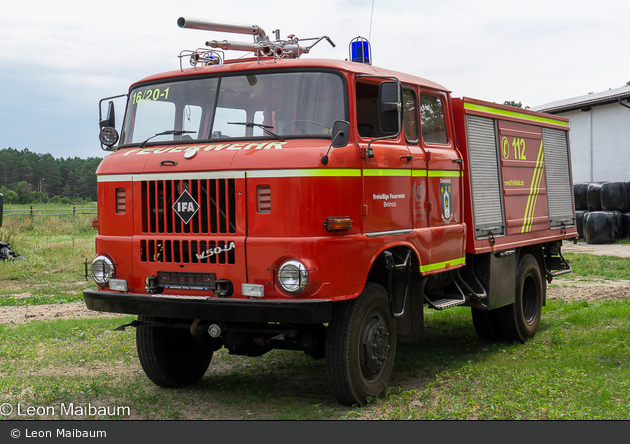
[
  {"x1": 464, "y1": 102, "x2": 569, "y2": 127},
  {"x1": 428, "y1": 170, "x2": 461, "y2": 177},
  {"x1": 521, "y1": 141, "x2": 545, "y2": 233},
  {"x1": 246, "y1": 169, "x2": 361, "y2": 178},
  {"x1": 362, "y1": 169, "x2": 461, "y2": 177},
  {"x1": 363, "y1": 169, "x2": 411, "y2": 177},
  {"x1": 98, "y1": 168, "x2": 462, "y2": 181},
  {"x1": 419, "y1": 257, "x2": 466, "y2": 273}
]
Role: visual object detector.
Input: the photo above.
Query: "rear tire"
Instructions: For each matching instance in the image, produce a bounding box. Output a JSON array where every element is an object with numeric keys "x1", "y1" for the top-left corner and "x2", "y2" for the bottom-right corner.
[
  {"x1": 325, "y1": 283, "x2": 396, "y2": 406},
  {"x1": 136, "y1": 316, "x2": 214, "y2": 388},
  {"x1": 498, "y1": 254, "x2": 544, "y2": 343}
]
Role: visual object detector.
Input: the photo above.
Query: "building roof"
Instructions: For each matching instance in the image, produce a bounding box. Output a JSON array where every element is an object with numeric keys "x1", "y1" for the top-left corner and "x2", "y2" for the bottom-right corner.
[{"x1": 532, "y1": 85, "x2": 630, "y2": 114}]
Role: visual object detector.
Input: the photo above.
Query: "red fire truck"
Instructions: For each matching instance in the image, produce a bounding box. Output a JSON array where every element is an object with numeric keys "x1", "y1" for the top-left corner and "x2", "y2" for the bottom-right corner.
[{"x1": 84, "y1": 17, "x2": 578, "y2": 406}]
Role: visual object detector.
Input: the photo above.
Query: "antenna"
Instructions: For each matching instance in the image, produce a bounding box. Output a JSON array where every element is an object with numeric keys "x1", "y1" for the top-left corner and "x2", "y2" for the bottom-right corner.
[{"x1": 369, "y1": 0, "x2": 375, "y2": 42}]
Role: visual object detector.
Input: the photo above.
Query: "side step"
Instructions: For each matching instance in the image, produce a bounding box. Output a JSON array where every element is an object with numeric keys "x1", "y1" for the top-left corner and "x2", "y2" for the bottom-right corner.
[
  {"x1": 423, "y1": 272, "x2": 466, "y2": 310},
  {"x1": 425, "y1": 297, "x2": 466, "y2": 310},
  {"x1": 423, "y1": 268, "x2": 487, "y2": 311},
  {"x1": 545, "y1": 250, "x2": 572, "y2": 283}
]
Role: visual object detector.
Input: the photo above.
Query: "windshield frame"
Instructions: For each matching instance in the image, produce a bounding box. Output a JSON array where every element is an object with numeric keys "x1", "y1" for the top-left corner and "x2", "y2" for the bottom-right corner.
[{"x1": 118, "y1": 68, "x2": 349, "y2": 148}]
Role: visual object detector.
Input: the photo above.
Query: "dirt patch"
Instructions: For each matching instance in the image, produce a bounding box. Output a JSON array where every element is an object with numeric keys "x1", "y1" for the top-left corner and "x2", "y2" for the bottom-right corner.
[
  {"x1": 548, "y1": 279, "x2": 630, "y2": 302},
  {"x1": 562, "y1": 240, "x2": 630, "y2": 257},
  {"x1": 0, "y1": 302, "x2": 126, "y2": 325}
]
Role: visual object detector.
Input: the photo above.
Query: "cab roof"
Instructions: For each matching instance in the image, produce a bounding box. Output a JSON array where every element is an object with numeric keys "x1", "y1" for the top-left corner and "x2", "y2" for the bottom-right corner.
[{"x1": 130, "y1": 57, "x2": 450, "y2": 94}]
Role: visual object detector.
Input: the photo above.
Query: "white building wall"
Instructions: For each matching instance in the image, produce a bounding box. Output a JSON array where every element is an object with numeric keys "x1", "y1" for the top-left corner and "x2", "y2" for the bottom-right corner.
[
  {"x1": 592, "y1": 103, "x2": 630, "y2": 182},
  {"x1": 559, "y1": 103, "x2": 630, "y2": 183},
  {"x1": 565, "y1": 109, "x2": 591, "y2": 183}
]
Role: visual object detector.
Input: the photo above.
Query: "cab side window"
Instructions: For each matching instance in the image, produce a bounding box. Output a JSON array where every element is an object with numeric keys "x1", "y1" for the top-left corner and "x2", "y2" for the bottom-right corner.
[
  {"x1": 403, "y1": 88, "x2": 418, "y2": 143},
  {"x1": 420, "y1": 94, "x2": 448, "y2": 144},
  {"x1": 355, "y1": 81, "x2": 381, "y2": 139}
]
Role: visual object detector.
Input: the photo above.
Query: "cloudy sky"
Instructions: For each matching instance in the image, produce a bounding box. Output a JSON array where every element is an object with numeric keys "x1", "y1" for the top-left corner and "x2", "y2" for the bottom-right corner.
[{"x1": 1, "y1": 0, "x2": 629, "y2": 159}]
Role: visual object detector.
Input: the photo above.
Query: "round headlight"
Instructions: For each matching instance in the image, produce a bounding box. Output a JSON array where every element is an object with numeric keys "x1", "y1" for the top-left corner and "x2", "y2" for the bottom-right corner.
[
  {"x1": 277, "y1": 260, "x2": 309, "y2": 294},
  {"x1": 91, "y1": 255, "x2": 115, "y2": 285},
  {"x1": 99, "y1": 127, "x2": 119, "y2": 147}
]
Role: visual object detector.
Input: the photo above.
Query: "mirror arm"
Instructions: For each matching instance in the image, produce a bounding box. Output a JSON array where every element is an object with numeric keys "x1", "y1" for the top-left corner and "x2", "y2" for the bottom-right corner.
[
  {"x1": 321, "y1": 131, "x2": 343, "y2": 166},
  {"x1": 321, "y1": 120, "x2": 350, "y2": 165},
  {"x1": 98, "y1": 94, "x2": 128, "y2": 127}
]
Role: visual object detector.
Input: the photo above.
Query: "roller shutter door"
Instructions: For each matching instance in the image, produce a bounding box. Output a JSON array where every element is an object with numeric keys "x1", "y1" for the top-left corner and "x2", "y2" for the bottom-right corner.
[
  {"x1": 543, "y1": 127, "x2": 575, "y2": 229},
  {"x1": 466, "y1": 115, "x2": 505, "y2": 239}
]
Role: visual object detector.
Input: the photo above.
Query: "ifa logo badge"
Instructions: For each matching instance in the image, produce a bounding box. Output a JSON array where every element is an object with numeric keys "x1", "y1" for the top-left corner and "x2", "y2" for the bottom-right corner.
[{"x1": 172, "y1": 190, "x2": 200, "y2": 224}]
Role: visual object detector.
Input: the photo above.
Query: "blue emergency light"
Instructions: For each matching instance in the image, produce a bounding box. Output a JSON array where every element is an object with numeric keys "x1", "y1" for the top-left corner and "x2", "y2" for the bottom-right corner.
[{"x1": 350, "y1": 37, "x2": 371, "y2": 65}]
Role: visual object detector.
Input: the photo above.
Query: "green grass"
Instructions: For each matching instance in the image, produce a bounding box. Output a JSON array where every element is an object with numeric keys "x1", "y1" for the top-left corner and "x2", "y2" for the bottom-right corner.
[
  {"x1": 1, "y1": 209, "x2": 629, "y2": 419},
  {"x1": 0, "y1": 204, "x2": 97, "y2": 306},
  {"x1": 563, "y1": 252, "x2": 630, "y2": 280},
  {"x1": 1, "y1": 297, "x2": 628, "y2": 420},
  {"x1": 362, "y1": 297, "x2": 630, "y2": 420}
]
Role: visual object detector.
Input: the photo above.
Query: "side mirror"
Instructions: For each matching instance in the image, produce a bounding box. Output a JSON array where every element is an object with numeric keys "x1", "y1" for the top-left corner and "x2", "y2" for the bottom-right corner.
[
  {"x1": 378, "y1": 81, "x2": 401, "y2": 134},
  {"x1": 98, "y1": 95, "x2": 127, "y2": 150},
  {"x1": 331, "y1": 120, "x2": 350, "y2": 148},
  {"x1": 100, "y1": 100, "x2": 116, "y2": 129},
  {"x1": 321, "y1": 120, "x2": 351, "y2": 165}
]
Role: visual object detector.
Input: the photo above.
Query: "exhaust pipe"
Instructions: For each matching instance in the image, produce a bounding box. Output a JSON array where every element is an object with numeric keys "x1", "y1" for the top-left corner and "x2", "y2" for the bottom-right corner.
[{"x1": 178, "y1": 17, "x2": 266, "y2": 39}]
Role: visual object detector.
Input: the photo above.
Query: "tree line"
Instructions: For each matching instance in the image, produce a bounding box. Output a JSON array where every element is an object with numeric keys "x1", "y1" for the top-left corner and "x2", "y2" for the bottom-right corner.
[{"x1": 0, "y1": 148, "x2": 103, "y2": 205}]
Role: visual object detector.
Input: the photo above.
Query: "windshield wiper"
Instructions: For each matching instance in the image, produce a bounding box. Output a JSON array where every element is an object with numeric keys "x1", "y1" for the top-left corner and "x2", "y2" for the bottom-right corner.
[
  {"x1": 139, "y1": 130, "x2": 196, "y2": 148},
  {"x1": 227, "y1": 122, "x2": 284, "y2": 142}
]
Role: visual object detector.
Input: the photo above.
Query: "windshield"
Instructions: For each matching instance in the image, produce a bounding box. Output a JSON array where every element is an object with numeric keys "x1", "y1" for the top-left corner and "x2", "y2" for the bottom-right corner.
[{"x1": 121, "y1": 71, "x2": 346, "y2": 145}]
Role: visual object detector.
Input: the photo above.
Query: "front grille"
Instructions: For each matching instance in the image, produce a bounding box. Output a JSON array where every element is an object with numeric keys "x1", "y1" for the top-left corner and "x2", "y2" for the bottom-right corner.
[
  {"x1": 141, "y1": 178, "x2": 236, "y2": 234},
  {"x1": 140, "y1": 239, "x2": 236, "y2": 265}
]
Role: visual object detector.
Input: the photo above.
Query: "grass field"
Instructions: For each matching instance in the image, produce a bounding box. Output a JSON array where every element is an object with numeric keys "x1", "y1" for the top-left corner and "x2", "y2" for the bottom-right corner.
[
  {"x1": 0, "y1": 204, "x2": 97, "y2": 307},
  {"x1": 0, "y1": 207, "x2": 629, "y2": 420}
]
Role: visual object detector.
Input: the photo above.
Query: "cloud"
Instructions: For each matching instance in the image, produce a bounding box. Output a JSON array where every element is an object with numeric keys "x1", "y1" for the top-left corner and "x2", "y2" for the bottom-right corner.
[{"x1": 1, "y1": 0, "x2": 630, "y2": 157}]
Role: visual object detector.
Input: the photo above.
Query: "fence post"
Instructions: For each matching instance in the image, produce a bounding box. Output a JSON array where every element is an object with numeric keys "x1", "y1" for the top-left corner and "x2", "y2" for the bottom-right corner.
[{"x1": 73, "y1": 206, "x2": 76, "y2": 217}]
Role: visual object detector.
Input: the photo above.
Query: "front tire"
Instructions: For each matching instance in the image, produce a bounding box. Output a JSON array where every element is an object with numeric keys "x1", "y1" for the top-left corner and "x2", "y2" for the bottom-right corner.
[
  {"x1": 136, "y1": 316, "x2": 214, "y2": 388},
  {"x1": 498, "y1": 254, "x2": 544, "y2": 343},
  {"x1": 325, "y1": 283, "x2": 396, "y2": 406}
]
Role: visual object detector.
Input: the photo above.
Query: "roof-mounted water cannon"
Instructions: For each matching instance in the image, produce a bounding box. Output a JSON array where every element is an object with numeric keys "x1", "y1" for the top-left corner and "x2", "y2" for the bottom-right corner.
[
  {"x1": 177, "y1": 17, "x2": 268, "y2": 39},
  {"x1": 177, "y1": 16, "x2": 335, "y2": 61}
]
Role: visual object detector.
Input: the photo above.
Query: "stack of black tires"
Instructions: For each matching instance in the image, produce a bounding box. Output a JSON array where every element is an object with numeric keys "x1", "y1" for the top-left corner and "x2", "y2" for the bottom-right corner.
[{"x1": 574, "y1": 182, "x2": 630, "y2": 244}]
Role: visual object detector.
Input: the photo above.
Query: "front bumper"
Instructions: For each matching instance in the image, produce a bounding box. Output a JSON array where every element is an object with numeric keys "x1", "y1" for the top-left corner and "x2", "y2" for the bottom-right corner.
[{"x1": 83, "y1": 289, "x2": 332, "y2": 324}]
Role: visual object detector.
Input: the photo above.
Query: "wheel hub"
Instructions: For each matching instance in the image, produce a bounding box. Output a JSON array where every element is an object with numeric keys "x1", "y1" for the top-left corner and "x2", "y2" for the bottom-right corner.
[{"x1": 360, "y1": 317, "x2": 390, "y2": 379}]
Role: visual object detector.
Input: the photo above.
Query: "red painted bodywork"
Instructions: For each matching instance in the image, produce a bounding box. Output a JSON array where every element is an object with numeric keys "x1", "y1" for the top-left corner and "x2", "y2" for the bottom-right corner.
[
  {"x1": 452, "y1": 97, "x2": 578, "y2": 255},
  {"x1": 92, "y1": 59, "x2": 576, "y2": 306}
]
